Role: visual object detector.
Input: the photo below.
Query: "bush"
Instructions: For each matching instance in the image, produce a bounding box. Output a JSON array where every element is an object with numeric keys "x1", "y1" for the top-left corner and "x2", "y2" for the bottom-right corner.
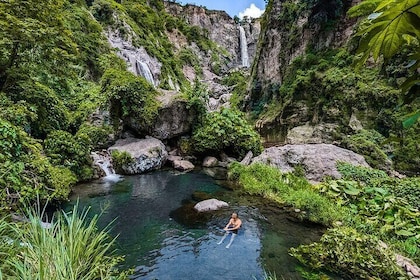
[
  {"x1": 192, "y1": 108, "x2": 263, "y2": 158},
  {"x1": 341, "y1": 129, "x2": 390, "y2": 170},
  {"x1": 44, "y1": 130, "x2": 93, "y2": 181},
  {"x1": 101, "y1": 68, "x2": 160, "y2": 129},
  {"x1": 290, "y1": 227, "x2": 407, "y2": 280}
]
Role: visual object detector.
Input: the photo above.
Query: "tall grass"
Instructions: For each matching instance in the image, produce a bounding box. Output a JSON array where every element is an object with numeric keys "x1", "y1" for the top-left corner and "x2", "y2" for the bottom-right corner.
[
  {"x1": 0, "y1": 215, "x2": 19, "y2": 279},
  {"x1": 4, "y1": 205, "x2": 128, "y2": 280},
  {"x1": 229, "y1": 162, "x2": 344, "y2": 225}
]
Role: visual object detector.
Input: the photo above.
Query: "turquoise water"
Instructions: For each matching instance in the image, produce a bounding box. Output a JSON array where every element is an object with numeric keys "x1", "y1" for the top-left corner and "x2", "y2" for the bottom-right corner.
[{"x1": 67, "y1": 170, "x2": 326, "y2": 279}]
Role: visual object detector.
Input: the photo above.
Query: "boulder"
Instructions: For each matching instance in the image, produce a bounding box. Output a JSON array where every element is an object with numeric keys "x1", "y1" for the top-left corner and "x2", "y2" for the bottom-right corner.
[
  {"x1": 109, "y1": 137, "x2": 168, "y2": 174},
  {"x1": 194, "y1": 198, "x2": 229, "y2": 212},
  {"x1": 240, "y1": 151, "x2": 253, "y2": 165},
  {"x1": 285, "y1": 123, "x2": 339, "y2": 144},
  {"x1": 173, "y1": 160, "x2": 195, "y2": 172},
  {"x1": 202, "y1": 156, "x2": 219, "y2": 167},
  {"x1": 252, "y1": 144, "x2": 369, "y2": 183}
]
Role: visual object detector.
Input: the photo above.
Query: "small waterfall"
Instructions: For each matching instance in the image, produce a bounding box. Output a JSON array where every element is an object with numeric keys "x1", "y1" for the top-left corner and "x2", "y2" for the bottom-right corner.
[
  {"x1": 238, "y1": 26, "x2": 250, "y2": 68},
  {"x1": 91, "y1": 151, "x2": 121, "y2": 182},
  {"x1": 136, "y1": 60, "x2": 155, "y2": 87}
]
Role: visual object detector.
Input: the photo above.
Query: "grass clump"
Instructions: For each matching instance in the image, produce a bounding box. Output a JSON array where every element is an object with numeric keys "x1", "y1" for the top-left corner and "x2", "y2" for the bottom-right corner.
[
  {"x1": 1, "y1": 205, "x2": 128, "y2": 279},
  {"x1": 228, "y1": 162, "x2": 343, "y2": 225}
]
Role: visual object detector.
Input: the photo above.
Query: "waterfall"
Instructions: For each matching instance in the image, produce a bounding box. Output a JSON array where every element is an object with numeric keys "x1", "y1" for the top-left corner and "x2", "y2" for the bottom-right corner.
[
  {"x1": 238, "y1": 26, "x2": 250, "y2": 68},
  {"x1": 91, "y1": 151, "x2": 121, "y2": 182},
  {"x1": 136, "y1": 60, "x2": 155, "y2": 87}
]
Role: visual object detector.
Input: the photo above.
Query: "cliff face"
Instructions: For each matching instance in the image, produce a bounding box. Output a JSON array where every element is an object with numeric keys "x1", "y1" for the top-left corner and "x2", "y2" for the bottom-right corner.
[
  {"x1": 247, "y1": 0, "x2": 369, "y2": 144},
  {"x1": 250, "y1": 0, "x2": 358, "y2": 101},
  {"x1": 164, "y1": 2, "x2": 261, "y2": 70}
]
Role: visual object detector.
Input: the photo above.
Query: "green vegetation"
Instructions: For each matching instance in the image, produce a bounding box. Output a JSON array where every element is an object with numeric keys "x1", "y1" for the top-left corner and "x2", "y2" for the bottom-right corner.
[
  {"x1": 221, "y1": 70, "x2": 248, "y2": 109},
  {"x1": 228, "y1": 162, "x2": 344, "y2": 225},
  {"x1": 192, "y1": 109, "x2": 263, "y2": 158},
  {"x1": 110, "y1": 150, "x2": 134, "y2": 174},
  {"x1": 290, "y1": 227, "x2": 407, "y2": 280},
  {"x1": 341, "y1": 129, "x2": 389, "y2": 170},
  {"x1": 229, "y1": 161, "x2": 420, "y2": 277},
  {"x1": 101, "y1": 68, "x2": 160, "y2": 129},
  {"x1": 348, "y1": 0, "x2": 420, "y2": 99},
  {"x1": 0, "y1": 205, "x2": 128, "y2": 279}
]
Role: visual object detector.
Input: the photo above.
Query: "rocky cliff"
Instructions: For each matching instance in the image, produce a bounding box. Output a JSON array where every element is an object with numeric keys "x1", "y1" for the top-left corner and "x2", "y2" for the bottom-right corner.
[
  {"x1": 164, "y1": 2, "x2": 261, "y2": 70},
  {"x1": 250, "y1": 0, "x2": 358, "y2": 98}
]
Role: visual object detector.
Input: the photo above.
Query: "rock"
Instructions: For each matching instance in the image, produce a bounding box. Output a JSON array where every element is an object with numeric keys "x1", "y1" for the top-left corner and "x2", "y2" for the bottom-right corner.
[
  {"x1": 349, "y1": 112, "x2": 363, "y2": 131},
  {"x1": 252, "y1": 144, "x2": 369, "y2": 183},
  {"x1": 285, "y1": 123, "x2": 339, "y2": 144},
  {"x1": 127, "y1": 91, "x2": 196, "y2": 140},
  {"x1": 396, "y1": 254, "x2": 420, "y2": 278},
  {"x1": 109, "y1": 137, "x2": 168, "y2": 174},
  {"x1": 240, "y1": 151, "x2": 253, "y2": 165},
  {"x1": 150, "y1": 91, "x2": 196, "y2": 139},
  {"x1": 167, "y1": 155, "x2": 183, "y2": 166},
  {"x1": 173, "y1": 160, "x2": 195, "y2": 171},
  {"x1": 203, "y1": 156, "x2": 219, "y2": 167},
  {"x1": 194, "y1": 198, "x2": 229, "y2": 212}
]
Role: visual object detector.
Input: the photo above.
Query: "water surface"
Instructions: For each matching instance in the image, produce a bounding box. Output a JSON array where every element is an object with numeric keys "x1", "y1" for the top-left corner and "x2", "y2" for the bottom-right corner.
[{"x1": 68, "y1": 170, "x2": 325, "y2": 279}]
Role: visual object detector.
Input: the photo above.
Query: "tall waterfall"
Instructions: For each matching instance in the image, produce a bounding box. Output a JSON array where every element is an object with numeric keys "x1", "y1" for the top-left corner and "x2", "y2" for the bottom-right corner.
[
  {"x1": 136, "y1": 60, "x2": 155, "y2": 87},
  {"x1": 239, "y1": 26, "x2": 250, "y2": 68}
]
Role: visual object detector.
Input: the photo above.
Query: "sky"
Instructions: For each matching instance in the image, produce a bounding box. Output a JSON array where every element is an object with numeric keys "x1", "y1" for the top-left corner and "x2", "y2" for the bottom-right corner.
[{"x1": 178, "y1": 0, "x2": 266, "y2": 19}]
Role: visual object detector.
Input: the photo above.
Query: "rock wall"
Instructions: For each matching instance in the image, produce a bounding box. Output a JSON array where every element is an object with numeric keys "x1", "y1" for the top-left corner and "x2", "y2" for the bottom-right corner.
[
  {"x1": 164, "y1": 2, "x2": 260, "y2": 69},
  {"x1": 250, "y1": 0, "x2": 359, "y2": 102}
]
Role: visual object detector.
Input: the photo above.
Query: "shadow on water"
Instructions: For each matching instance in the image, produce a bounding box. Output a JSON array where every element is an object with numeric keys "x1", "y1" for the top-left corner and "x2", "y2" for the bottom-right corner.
[{"x1": 66, "y1": 170, "x2": 331, "y2": 280}]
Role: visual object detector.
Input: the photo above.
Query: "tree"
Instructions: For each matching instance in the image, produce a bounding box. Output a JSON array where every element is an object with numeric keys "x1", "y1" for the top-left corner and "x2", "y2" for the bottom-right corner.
[{"x1": 0, "y1": 0, "x2": 77, "y2": 92}]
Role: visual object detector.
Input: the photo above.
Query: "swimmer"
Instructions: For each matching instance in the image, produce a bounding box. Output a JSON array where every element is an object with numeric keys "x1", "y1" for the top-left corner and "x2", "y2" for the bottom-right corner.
[{"x1": 217, "y1": 212, "x2": 242, "y2": 248}]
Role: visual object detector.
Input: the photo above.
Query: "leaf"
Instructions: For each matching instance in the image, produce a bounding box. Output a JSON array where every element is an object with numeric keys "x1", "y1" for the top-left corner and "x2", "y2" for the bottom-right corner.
[
  {"x1": 402, "y1": 110, "x2": 420, "y2": 128},
  {"x1": 375, "y1": 0, "x2": 397, "y2": 12},
  {"x1": 395, "y1": 229, "x2": 415, "y2": 236},
  {"x1": 344, "y1": 185, "x2": 361, "y2": 196}
]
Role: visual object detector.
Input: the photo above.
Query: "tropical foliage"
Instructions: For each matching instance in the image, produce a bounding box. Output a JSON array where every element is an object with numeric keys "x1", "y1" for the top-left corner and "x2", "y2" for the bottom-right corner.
[
  {"x1": 290, "y1": 227, "x2": 407, "y2": 280},
  {"x1": 348, "y1": 0, "x2": 420, "y2": 122}
]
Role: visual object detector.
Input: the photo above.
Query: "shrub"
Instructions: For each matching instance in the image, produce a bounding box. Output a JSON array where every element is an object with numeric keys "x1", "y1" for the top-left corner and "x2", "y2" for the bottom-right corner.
[
  {"x1": 341, "y1": 129, "x2": 389, "y2": 170},
  {"x1": 44, "y1": 130, "x2": 92, "y2": 181},
  {"x1": 290, "y1": 227, "x2": 407, "y2": 279},
  {"x1": 101, "y1": 68, "x2": 160, "y2": 129},
  {"x1": 192, "y1": 108, "x2": 263, "y2": 158}
]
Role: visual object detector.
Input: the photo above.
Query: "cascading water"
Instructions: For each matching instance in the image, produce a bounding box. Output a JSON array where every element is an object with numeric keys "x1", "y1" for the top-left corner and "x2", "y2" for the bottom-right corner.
[
  {"x1": 91, "y1": 151, "x2": 121, "y2": 182},
  {"x1": 136, "y1": 60, "x2": 155, "y2": 87},
  {"x1": 238, "y1": 26, "x2": 250, "y2": 68}
]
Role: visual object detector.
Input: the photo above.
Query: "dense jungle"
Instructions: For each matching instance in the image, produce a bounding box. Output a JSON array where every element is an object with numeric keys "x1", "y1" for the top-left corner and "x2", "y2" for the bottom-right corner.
[{"x1": 0, "y1": 0, "x2": 419, "y2": 279}]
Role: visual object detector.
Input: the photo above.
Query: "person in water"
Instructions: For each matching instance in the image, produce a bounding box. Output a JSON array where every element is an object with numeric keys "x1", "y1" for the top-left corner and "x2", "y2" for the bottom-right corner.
[{"x1": 217, "y1": 212, "x2": 242, "y2": 248}]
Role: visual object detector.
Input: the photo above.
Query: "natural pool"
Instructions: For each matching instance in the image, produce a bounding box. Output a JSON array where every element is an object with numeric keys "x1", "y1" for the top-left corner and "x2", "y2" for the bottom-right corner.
[{"x1": 67, "y1": 170, "x2": 327, "y2": 280}]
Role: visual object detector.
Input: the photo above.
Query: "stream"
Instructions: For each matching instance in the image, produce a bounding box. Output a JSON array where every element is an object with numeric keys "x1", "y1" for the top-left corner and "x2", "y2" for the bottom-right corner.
[{"x1": 66, "y1": 169, "x2": 327, "y2": 280}]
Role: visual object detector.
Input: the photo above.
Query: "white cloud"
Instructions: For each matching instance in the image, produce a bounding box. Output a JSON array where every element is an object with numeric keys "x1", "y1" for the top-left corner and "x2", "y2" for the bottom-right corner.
[{"x1": 238, "y1": 3, "x2": 264, "y2": 19}]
